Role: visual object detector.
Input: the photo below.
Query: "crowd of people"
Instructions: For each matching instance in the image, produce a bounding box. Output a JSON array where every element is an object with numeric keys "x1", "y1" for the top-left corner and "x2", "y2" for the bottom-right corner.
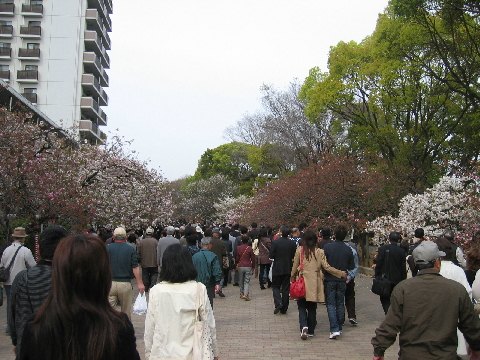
[{"x1": 1, "y1": 222, "x2": 480, "y2": 359}]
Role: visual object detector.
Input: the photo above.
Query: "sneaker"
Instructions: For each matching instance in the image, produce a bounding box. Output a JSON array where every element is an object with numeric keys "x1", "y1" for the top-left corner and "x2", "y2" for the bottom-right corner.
[
  {"x1": 244, "y1": 295, "x2": 250, "y2": 301},
  {"x1": 240, "y1": 295, "x2": 245, "y2": 299},
  {"x1": 329, "y1": 331, "x2": 340, "y2": 339},
  {"x1": 233, "y1": 283, "x2": 239, "y2": 286},
  {"x1": 218, "y1": 291, "x2": 225, "y2": 298},
  {"x1": 274, "y1": 305, "x2": 282, "y2": 314},
  {"x1": 349, "y1": 318, "x2": 358, "y2": 325},
  {"x1": 307, "y1": 334, "x2": 314, "y2": 337},
  {"x1": 301, "y1": 327, "x2": 308, "y2": 340}
]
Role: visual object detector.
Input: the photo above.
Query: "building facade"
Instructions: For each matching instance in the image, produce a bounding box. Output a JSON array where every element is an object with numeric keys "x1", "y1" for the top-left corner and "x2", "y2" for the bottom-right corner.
[{"x1": 0, "y1": 0, "x2": 112, "y2": 144}]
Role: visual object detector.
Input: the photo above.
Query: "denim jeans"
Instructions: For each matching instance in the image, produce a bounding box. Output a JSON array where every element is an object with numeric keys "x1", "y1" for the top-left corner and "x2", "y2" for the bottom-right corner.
[
  {"x1": 325, "y1": 281, "x2": 347, "y2": 332},
  {"x1": 238, "y1": 267, "x2": 252, "y2": 296},
  {"x1": 259, "y1": 263, "x2": 272, "y2": 288},
  {"x1": 297, "y1": 297, "x2": 317, "y2": 334}
]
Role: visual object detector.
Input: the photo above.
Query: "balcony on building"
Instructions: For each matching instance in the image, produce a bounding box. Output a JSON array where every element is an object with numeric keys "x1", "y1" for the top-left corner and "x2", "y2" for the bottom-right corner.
[
  {"x1": 101, "y1": 47, "x2": 109, "y2": 68},
  {"x1": 99, "y1": 88, "x2": 108, "y2": 106},
  {"x1": 103, "y1": 12, "x2": 112, "y2": 32},
  {"x1": 17, "y1": 69, "x2": 38, "y2": 83},
  {"x1": 84, "y1": 30, "x2": 104, "y2": 59},
  {"x1": 104, "y1": 0, "x2": 113, "y2": 14},
  {"x1": 80, "y1": 96, "x2": 102, "y2": 123},
  {"x1": 98, "y1": 108, "x2": 107, "y2": 126},
  {"x1": 20, "y1": 25, "x2": 41, "y2": 39},
  {"x1": 21, "y1": 4, "x2": 43, "y2": 17},
  {"x1": 86, "y1": 9, "x2": 104, "y2": 33},
  {"x1": 18, "y1": 48, "x2": 40, "y2": 60},
  {"x1": 0, "y1": 47, "x2": 11, "y2": 59},
  {"x1": 79, "y1": 119, "x2": 104, "y2": 144},
  {"x1": 0, "y1": 3, "x2": 15, "y2": 16},
  {"x1": 100, "y1": 68, "x2": 108, "y2": 86},
  {"x1": 83, "y1": 51, "x2": 103, "y2": 78},
  {"x1": 22, "y1": 92, "x2": 37, "y2": 103},
  {"x1": 0, "y1": 25, "x2": 13, "y2": 38},
  {"x1": 81, "y1": 73, "x2": 101, "y2": 98},
  {"x1": 0, "y1": 70, "x2": 10, "y2": 81}
]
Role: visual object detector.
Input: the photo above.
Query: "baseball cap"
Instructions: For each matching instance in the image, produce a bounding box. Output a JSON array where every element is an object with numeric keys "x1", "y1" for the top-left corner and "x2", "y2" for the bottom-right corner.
[
  {"x1": 113, "y1": 227, "x2": 127, "y2": 239},
  {"x1": 146, "y1": 227, "x2": 154, "y2": 235},
  {"x1": 412, "y1": 241, "x2": 446, "y2": 264}
]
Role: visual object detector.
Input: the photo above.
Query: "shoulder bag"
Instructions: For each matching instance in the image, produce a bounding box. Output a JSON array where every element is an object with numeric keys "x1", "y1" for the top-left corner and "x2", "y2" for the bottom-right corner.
[
  {"x1": 290, "y1": 246, "x2": 306, "y2": 300},
  {"x1": 0, "y1": 245, "x2": 23, "y2": 282},
  {"x1": 371, "y1": 246, "x2": 391, "y2": 297},
  {"x1": 193, "y1": 283, "x2": 214, "y2": 360}
]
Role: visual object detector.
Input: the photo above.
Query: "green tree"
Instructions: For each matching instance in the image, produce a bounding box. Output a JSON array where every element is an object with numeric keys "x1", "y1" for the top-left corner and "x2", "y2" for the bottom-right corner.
[{"x1": 301, "y1": 8, "x2": 480, "y2": 193}]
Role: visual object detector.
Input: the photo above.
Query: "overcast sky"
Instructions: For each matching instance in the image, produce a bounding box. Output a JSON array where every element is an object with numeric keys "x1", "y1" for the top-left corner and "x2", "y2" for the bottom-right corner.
[{"x1": 107, "y1": 0, "x2": 389, "y2": 181}]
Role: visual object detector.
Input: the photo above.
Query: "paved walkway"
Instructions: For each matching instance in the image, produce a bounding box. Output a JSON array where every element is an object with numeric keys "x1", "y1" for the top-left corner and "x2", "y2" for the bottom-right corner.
[{"x1": 0, "y1": 274, "x2": 402, "y2": 360}]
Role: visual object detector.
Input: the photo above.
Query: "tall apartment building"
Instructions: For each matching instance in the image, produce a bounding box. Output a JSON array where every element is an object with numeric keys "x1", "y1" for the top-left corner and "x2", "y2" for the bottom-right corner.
[{"x1": 0, "y1": 0, "x2": 112, "y2": 144}]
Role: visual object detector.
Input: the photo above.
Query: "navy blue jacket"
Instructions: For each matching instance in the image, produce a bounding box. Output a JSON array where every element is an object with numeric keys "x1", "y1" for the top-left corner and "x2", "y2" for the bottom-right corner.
[{"x1": 323, "y1": 240, "x2": 355, "y2": 282}]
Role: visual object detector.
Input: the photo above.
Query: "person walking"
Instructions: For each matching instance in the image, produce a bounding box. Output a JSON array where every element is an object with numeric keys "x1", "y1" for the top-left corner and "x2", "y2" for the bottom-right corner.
[
  {"x1": 258, "y1": 228, "x2": 272, "y2": 290},
  {"x1": 9, "y1": 225, "x2": 67, "y2": 356},
  {"x1": 269, "y1": 225, "x2": 297, "y2": 315},
  {"x1": 18, "y1": 234, "x2": 141, "y2": 360},
  {"x1": 137, "y1": 227, "x2": 158, "y2": 292},
  {"x1": 374, "y1": 231, "x2": 407, "y2": 314},
  {"x1": 145, "y1": 244, "x2": 219, "y2": 360},
  {"x1": 0, "y1": 227, "x2": 36, "y2": 334},
  {"x1": 291, "y1": 230, "x2": 346, "y2": 340},
  {"x1": 236, "y1": 234, "x2": 255, "y2": 301}
]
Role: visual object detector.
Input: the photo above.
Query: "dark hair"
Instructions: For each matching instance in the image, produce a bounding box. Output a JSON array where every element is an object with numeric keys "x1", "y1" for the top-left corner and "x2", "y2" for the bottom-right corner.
[
  {"x1": 204, "y1": 228, "x2": 213, "y2": 237},
  {"x1": 443, "y1": 230, "x2": 455, "y2": 242},
  {"x1": 400, "y1": 240, "x2": 409, "y2": 253},
  {"x1": 33, "y1": 235, "x2": 126, "y2": 360},
  {"x1": 416, "y1": 261, "x2": 436, "y2": 270},
  {"x1": 321, "y1": 227, "x2": 331, "y2": 238},
  {"x1": 266, "y1": 226, "x2": 273, "y2": 236},
  {"x1": 221, "y1": 228, "x2": 230, "y2": 240},
  {"x1": 334, "y1": 225, "x2": 347, "y2": 241},
  {"x1": 184, "y1": 225, "x2": 196, "y2": 237},
  {"x1": 467, "y1": 247, "x2": 480, "y2": 272},
  {"x1": 251, "y1": 222, "x2": 257, "y2": 229},
  {"x1": 233, "y1": 224, "x2": 240, "y2": 230},
  {"x1": 186, "y1": 234, "x2": 198, "y2": 246},
  {"x1": 259, "y1": 228, "x2": 268, "y2": 238},
  {"x1": 388, "y1": 231, "x2": 402, "y2": 243},
  {"x1": 414, "y1": 228, "x2": 424, "y2": 238},
  {"x1": 240, "y1": 226, "x2": 248, "y2": 235},
  {"x1": 298, "y1": 222, "x2": 308, "y2": 231},
  {"x1": 241, "y1": 234, "x2": 249, "y2": 243},
  {"x1": 39, "y1": 225, "x2": 67, "y2": 260},
  {"x1": 127, "y1": 233, "x2": 136, "y2": 244},
  {"x1": 159, "y1": 244, "x2": 197, "y2": 283},
  {"x1": 435, "y1": 237, "x2": 454, "y2": 261},
  {"x1": 279, "y1": 225, "x2": 291, "y2": 238},
  {"x1": 302, "y1": 230, "x2": 318, "y2": 261}
]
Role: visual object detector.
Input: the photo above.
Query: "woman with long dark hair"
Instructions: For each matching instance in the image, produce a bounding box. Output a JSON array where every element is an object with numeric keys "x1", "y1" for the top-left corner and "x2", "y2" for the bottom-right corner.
[
  {"x1": 290, "y1": 230, "x2": 346, "y2": 340},
  {"x1": 144, "y1": 243, "x2": 219, "y2": 360},
  {"x1": 18, "y1": 234, "x2": 140, "y2": 360}
]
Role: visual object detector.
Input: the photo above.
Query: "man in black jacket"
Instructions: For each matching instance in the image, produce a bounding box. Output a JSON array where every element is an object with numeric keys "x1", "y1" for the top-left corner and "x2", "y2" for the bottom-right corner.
[
  {"x1": 375, "y1": 231, "x2": 407, "y2": 314},
  {"x1": 269, "y1": 225, "x2": 297, "y2": 314},
  {"x1": 323, "y1": 225, "x2": 355, "y2": 339}
]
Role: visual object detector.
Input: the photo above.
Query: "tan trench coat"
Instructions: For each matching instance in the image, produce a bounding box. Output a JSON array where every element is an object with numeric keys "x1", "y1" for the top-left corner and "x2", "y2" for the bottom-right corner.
[{"x1": 290, "y1": 246, "x2": 343, "y2": 303}]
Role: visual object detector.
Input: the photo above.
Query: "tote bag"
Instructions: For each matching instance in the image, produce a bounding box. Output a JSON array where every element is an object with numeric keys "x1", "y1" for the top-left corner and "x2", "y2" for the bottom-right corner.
[{"x1": 192, "y1": 283, "x2": 214, "y2": 360}]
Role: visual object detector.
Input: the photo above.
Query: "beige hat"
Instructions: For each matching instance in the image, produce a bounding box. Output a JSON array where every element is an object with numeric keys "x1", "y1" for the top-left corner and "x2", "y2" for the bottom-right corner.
[
  {"x1": 113, "y1": 227, "x2": 127, "y2": 239},
  {"x1": 12, "y1": 227, "x2": 27, "y2": 238}
]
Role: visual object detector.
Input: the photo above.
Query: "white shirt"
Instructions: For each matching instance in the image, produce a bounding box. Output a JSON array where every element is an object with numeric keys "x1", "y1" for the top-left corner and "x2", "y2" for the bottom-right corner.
[
  {"x1": 0, "y1": 241, "x2": 36, "y2": 285},
  {"x1": 144, "y1": 280, "x2": 218, "y2": 360}
]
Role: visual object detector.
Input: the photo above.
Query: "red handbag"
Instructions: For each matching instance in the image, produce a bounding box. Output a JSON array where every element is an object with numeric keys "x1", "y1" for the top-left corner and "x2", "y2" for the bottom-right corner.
[{"x1": 290, "y1": 246, "x2": 306, "y2": 300}]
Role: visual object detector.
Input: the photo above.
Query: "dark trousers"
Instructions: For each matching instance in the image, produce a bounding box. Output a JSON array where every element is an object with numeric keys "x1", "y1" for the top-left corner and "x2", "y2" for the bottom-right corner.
[
  {"x1": 206, "y1": 286, "x2": 215, "y2": 309},
  {"x1": 344, "y1": 279, "x2": 356, "y2": 320},
  {"x1": 380, "y1": 283, "x2": 396, "y2": 314},
  {"x1": 142, "y1": 267, "x2": 158, "y2": 292},
  {"x1": 272, "y1": 274, "x2": 290, "y2": 312},
  {"x1": 222, "y1": 268, "x2": 229, "y2": 287},
  {"x1": 297, "y1": 298, "x2": 317, "y2": 334},
  {"x1": 259, "y1": 263, "x2": 272, "y2": 288}
]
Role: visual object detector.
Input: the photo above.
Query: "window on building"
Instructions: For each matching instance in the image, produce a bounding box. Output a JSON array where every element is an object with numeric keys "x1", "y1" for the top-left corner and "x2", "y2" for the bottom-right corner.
[
  {"x1": 24, "y1": 88, "x2": 37, "y2": 93},
  {"x1": 0, "y1": 42, "x2": 10, "y2": 48},
  {"x1": 26, "y1": 43, "x2": 40, "y2": 49},
  {"x1": 30, "y1": 0, "x2": 42, "y2": 4},
  {"x1": 25, "y1": 65, "x2": 38, "y2": 71},
  {"x1": 0, "y1": 65, "x2": 9, "y2": 71},
  {"x1": 28, "y1": 21, "x2": 41, "y2": 27},
  {"x1": 0, "y1": 20, "x2": 12, "y2": 26},
  {"x1": 0, "y1": 0, "x2": 14, "y2": 4}
]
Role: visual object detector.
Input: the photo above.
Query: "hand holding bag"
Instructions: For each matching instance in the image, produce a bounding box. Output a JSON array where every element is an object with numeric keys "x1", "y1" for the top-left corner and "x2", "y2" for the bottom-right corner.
[
  {"x1": 132, "y1": 293, "x2": 147, "y2": 315},
  {"x1": 371, "y1": 247, "x2": 391, "y2": 297},
  {"x1": 290, "y1": 247, "x2": 306, "y2": 300},
  {"x1": 193, "y1": 283, "x2": 214, "y2": 360}
]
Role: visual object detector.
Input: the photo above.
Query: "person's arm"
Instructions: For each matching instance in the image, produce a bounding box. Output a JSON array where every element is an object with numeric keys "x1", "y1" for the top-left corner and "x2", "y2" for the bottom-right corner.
[
  {"x1": 269, "y1": 241, "x2": 276, "y2": 260},
  {"x1": 290, "y1": 248, "x2": 300, "y2": 280},
  {"x1": 212, "y1": 256, "x2": 223, "y2": 285},
  {"x1": 375, "y1": 247, "x2": 384, "y2": 277},
  {"x1": 372, "y1": 285, "x2": 403, "y2": 357},
  {"x1": 320, "y1": 250, "x2": 345, "y2": 279},
  {"x1": 132, "y1": 267, "x2": 145, "y2": 293},
  {"x1": 24, "y1": 250, "x2": 36, "y2": 268},
  {"x1": 347, "y1": 248, "x2": 359, "y2": 281},
  {"x1": 457, "y1": 247, "x2": 467, "y2": 269}
]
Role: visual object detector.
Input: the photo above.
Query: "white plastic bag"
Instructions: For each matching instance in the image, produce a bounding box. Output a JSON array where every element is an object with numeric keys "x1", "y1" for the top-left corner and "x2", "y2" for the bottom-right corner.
[
  {"x1": 268, "y1": 261, "x2": 274, "y2": 282},
  {"x1": 132, "y1": 293, "x2": 147, "y2": 315}
]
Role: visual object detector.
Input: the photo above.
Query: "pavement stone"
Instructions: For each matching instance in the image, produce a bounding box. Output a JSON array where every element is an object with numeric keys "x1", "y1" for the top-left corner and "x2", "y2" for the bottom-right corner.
[{"x1": 0, "y1": 275, "x2": 401, "y2": 360}]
